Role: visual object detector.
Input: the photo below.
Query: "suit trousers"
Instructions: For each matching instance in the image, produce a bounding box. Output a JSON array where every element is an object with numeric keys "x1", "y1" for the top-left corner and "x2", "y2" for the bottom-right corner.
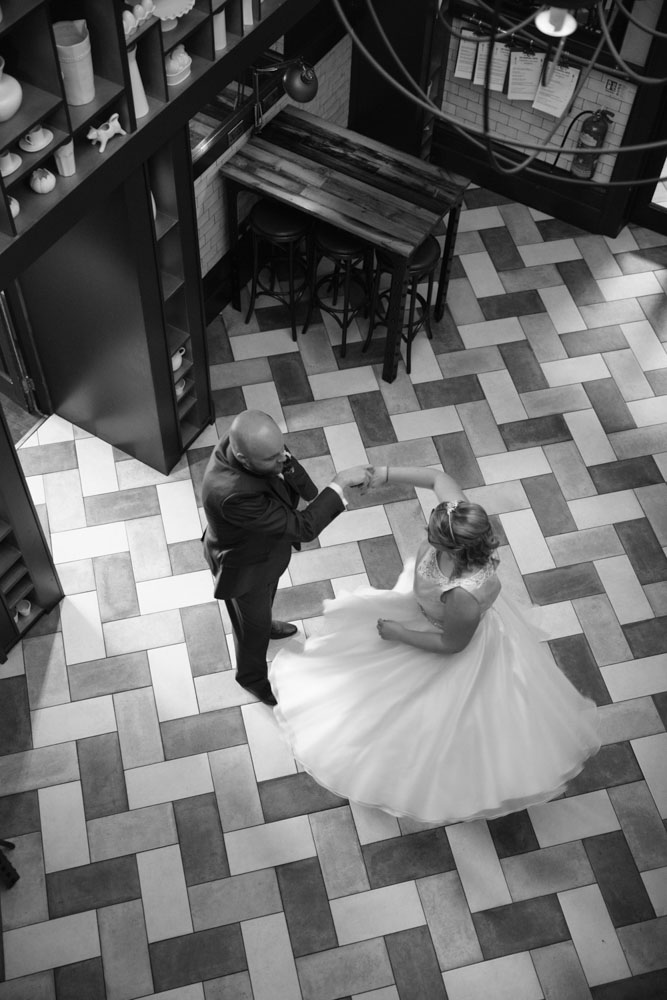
[{"x1": 225, "y1": 578, "x2": 279, "y2": 688}]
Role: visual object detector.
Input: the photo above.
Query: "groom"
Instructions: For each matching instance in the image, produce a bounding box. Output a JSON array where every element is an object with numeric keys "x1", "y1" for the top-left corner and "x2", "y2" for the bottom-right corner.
[{"x1": 201, "y1": 410, "x2": 370, "y2": 705}]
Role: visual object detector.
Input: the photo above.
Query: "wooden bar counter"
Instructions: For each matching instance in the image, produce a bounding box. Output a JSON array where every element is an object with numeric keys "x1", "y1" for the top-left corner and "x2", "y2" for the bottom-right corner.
[{"x1": 221, "y1": 107, "x2": 469, "y2": 382}]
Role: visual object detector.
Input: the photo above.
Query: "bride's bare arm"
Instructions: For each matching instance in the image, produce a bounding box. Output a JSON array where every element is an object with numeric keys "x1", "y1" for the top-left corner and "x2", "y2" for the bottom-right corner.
[
  {"x1": 377, "y1": 588, "x2": 481, "y2": 654},
  {"x1": 370, "y1": 466, "x2": 466, "y2": 504}
]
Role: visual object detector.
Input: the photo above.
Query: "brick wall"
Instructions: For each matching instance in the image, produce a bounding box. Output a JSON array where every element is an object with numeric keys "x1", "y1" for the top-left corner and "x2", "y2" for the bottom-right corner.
[
  {"x1": 195, "y1": 35, "x2": 352, "y2": 277},
  {"x1": 441, "y1": 21, "x2": 637, "y2": 183}
]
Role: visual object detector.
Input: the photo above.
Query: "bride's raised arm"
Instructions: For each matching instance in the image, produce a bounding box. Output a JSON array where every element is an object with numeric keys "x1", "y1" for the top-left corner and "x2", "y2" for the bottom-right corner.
[{"x1": 370, "y1": 465, "x2": 466, "y2": 504}]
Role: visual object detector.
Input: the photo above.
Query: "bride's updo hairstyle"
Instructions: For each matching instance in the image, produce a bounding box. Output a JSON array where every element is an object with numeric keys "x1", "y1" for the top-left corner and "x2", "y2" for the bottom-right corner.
[{"x1": 428, "y1": 501, "x2": 499, "y2": 576}]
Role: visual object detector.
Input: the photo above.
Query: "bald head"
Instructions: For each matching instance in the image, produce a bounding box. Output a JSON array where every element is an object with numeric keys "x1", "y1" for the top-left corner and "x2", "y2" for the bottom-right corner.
[{"x1": 229, "y1": 410, "x2": 286, "y2": 476}]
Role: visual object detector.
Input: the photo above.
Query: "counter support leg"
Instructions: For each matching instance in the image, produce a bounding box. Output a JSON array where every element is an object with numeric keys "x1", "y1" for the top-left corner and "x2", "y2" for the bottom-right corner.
[
  {"x1": 382, "y1": 256, "x2": 408, "y2": 383},
  {"x1": 434, "y1": 202, "x2": 462, "y2": 321},
  {"x1": 226, "y1": 182, "x2": 242, "y2": 312}
]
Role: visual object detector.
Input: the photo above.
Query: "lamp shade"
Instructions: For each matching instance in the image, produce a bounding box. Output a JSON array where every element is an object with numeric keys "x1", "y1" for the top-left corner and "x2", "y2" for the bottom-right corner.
[
  {"x1": 282, "y1": 62, "x2": 318, "y2": 103},
  {"x1": 535, "y1": 6, "x2": 578, "y2": 37}
]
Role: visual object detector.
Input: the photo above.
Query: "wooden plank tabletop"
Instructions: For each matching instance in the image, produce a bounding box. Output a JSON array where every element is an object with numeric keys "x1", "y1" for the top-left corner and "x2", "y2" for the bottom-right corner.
[{"x1": 220, "y1": 108, "x2": 470, "y2": 260}]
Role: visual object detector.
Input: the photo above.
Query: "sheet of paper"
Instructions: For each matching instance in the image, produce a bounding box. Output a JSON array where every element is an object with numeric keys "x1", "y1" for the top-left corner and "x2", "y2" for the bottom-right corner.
[
  {"x1": 532, "y1": 64, "x2": 581, "y2": 117},
  {"x1": 473, "y1": 40, "x2": 511, "y2": 92},
  {"x1": 454, "y1": 30, "x2": 477, "y2": 81},
  {"x1": 507, "y1": 51, "x2": 545, "y2": 101}
]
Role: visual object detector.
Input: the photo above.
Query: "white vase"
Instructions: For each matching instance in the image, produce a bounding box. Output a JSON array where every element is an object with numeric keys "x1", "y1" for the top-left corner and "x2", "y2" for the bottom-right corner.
[
  {"x1": 0, "y1": 55, "x2": 23, "y2": 122},
  {"x1": 213, "y1": 11, "x2": 227, "y2": 51},
  {"x1": 127, "y1": 44, "x2": 149, "y2": 119}
]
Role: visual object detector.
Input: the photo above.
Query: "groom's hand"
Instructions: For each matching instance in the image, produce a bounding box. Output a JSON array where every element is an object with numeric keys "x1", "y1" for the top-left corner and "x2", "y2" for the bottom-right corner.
[{"x1": 333, "y1": 466, "x2": 373, "y2": 495}]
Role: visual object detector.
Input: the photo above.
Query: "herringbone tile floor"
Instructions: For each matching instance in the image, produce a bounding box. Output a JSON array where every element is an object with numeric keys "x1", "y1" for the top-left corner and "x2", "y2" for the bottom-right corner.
[{"x1": 1, "y1": 188, "x2": 666, "y2": 1000}]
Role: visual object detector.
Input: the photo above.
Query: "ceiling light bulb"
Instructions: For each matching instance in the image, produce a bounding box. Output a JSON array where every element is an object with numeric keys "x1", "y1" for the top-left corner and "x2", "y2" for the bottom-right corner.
[{"x1": 535, "y1": 6, "x2": 578, "y2": 37}]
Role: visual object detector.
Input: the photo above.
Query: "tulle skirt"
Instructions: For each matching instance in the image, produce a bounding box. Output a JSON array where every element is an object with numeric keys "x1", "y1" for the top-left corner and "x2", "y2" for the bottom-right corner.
[{"x1": 269, "y1": 564, "x2": 601, "y2": 825}]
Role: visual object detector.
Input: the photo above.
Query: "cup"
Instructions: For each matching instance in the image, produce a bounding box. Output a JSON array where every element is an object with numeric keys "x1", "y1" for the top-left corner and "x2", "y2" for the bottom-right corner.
[
  {"x1": 175, "y1": 378, "x2": 186, "y2": 397},
  {"x1": 171, "y1": 346, "x2": 186, "y2": 371},
  {"x1": 16, "y1": 599, "x2": 31, "y2": 617},
  {"x1": 54, "y1": 139, "x2": 76, "y2": 177},
  {"x1": 22, "y1": 125, "x2": 50, "y2": 150},
  {"x1": 0, "y1": 149, "x2": 20, "y2": 176}
]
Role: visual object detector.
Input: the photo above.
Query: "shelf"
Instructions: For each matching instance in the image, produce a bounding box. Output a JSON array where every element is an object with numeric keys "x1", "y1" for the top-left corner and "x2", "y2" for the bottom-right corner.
[
  {"x1": 161, "y1": 8, "x2": 208, "y2": 50},
  {"x1": 177, "y1": 391, "x2": 197, "y2": 419},
  {"x1": 155, "y1": 211, "x2": 178, "y2": 240},
  {"x1": 0, "y1": 0, "x2": 44, "y2": 36},
  {"x1": 1, "y1": 560, "x2": 28, "y2": 596},
  {"x1": 67, "y1": 78, "x2": 126, "y2": 136},
  {"x1": 0, "y1": 519, "x2": 12, "y2": 542},
  {"x1": 166, "y1": 323, "x2": 190, "y2": 352},
  {"x1": 3, "y1": 126, "x2": 69, "y2": 189},
  {"x1": 0, "y1": 544, "x2": 21, "y2": 577},
  {"x1": 0, "y1": 82, "x2": 63, "y2": 149},
  {"x1": 15, "y1": 602, "x2": 42, "y2": 633},
  {"x1": 6, "y1": 575, "x2": 33, "y2": 609},
  {"x1": 161, "y1": 270, "x2": 185, "y2": 299},
  {"x1": 173, "y1": 357, "x2": 193, "y2": 380}
]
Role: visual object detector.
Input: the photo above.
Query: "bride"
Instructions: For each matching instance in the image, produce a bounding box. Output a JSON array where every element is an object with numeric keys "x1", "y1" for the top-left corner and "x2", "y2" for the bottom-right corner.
[{"x1": 269, "y1": 464, "x2": 601, "y2": 825}]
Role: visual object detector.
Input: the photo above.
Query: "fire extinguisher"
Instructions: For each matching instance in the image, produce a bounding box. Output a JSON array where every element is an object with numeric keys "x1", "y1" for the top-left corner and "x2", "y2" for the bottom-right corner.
[{"x1": 571, "y1": 109, "x2": 614, "y2": 180}]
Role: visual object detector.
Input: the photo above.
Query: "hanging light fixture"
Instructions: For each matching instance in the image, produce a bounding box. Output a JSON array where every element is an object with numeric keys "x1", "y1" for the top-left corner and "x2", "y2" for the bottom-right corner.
[
  {"x1": 252, "y1": 55, "x2": 319, "y2": 130},
  {"x1": 331, "y1": 0, "x2": 667, "y2": 188}
]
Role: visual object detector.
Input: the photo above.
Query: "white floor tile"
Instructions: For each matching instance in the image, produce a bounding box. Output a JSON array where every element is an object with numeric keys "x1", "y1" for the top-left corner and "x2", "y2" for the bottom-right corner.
[
  {"x1": 446, "y1": 820, "x2": 511, "y2": 912},
  {"x1": 478, "y1": 448, "x2": 551, "y2": 485},
  {"x1": 31, "y1": 695, "x2": 116, "y2": 748},
  {"x1": 148, "y1": 644, "x2": 198, "y2": 721},
  {"x1": 499, "y1": 509, "x2": 555, "y2": 574},
  {"x1": 558, "y1": 884, "x2": 631, "y2": 986},
  {"x1": 325, "y1": 421, "x2": 368, "y2": 468},
  {"x1": 391, "y1": 405, "x2": 462, "y2": 441},
  {"x1": 542, "y1": 355, "x2": 609, "y2": 387},
  {"x1": 51, "y1": 522, "x2": 128, "y2": 564},
  {"x1": 156, "y1": 480, "x2": 201, "y2": 544},
  {"x1": 529, "y1": 790, "x2": 621, "y2": 847},
  {"x1": 75, "y1": 437, "x2": 119, "y2": 496},
  {"x1": 349, "y1": 801, "x2": 401, "y2": 844},
  {"x1": 243, "y1": 913, "x2": 301, "y2": 1000},
  {"x1": 319, "y1": 505, "x2": 391, "y2": 546},
  {"x1": 632, "y1": 733, "x2": 667, "y2": 817},
  {"x1": 2, "y1": 911, "x2": 100, "y2": 980},
  {"x1": 36, "y1": 414, "x2": 75, "y2": 444},
  {"x1": 601, "y1": 654, "x2": 667, "y2": 702},
  {"x1": 231, "y1": 328, "x2": 300, "y2": 360},
  {"x1": 460, "y1": 251, "x2": 505, "y2": 297},
  {"x1": 568, "y1": 491, "x2": 644, "y2": 529},
  {"x1": 242, "y1": 702, "x2": 298, "y2": 782},
  {"x1": 243, "y1": 380, "x2": 286, "y2": 431},
  {"x1": 627, "y1": 396, "x2": 667, "y2": 426},
  {"x1": 444, "y1": 952, "x2": 543, "y2": 1000},
  {"x1": 309, "y1": 368, "x2": 378, "y2": 400},
  {"x1": 459, "y1": 317, "x2": 525, "y2": 350},
  {"x1": 621, "y1": 319, "x2": 667, "y2": 370},
  {"x1": 478, "y1": 370, "x2": 527, "y2": 423},
  {"x1": 137, "y1": 844, "x2": 192, "y2": 942},
  {"x1": 518, "y1": 239, "x2": 581, "y2": 266},
  {"x1": 116, "y1": 456, "x2": 190, "y2": 489},
  {"x1": 210, "y1": 744, "x2": 264, "y2": 833},
  {"x1": 594, "y1": 555, "x2": 654, "y2": 625},
  {"x1": 225, "y1": 816, "x2": 316, "y2": 875},
  {"x1": 458, "y1": 206, "x2": 505, "y2": 232},
  {"x1": 43, "y1": 469, "x2": 85, "y2": 532},
  {"x1": 126, "y1": 514, "x2": 172, "y2": 583},
  {"x1": 642, "y1": 868, "x2": 667, "y2": 917},
  {"x1": 538, "y1": 285, "x2": 585, "y2": 334},
  {"x1": 103, "y1": 609, "x2": 184, "y2": 657},
  {"x1": 126, "y1": 754, "x2": 213, "y2": 809},
  {"x1": 39, "y1": 782, "x2": 89, "y2": 873},
  {"x1": 331, "y1": 883, "x2": 425, "y2": 944},
  {"x1": 137, "y1": 570, "x2": 213, "y2": 615},
  {"x1": 60, "y1": 590, "x2": 105, "y2": 665}
]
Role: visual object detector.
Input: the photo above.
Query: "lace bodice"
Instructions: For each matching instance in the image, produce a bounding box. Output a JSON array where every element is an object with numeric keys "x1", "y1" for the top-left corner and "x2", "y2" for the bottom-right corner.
[{"x1": 413, "y1": 543, "x2": 499, "y2": 628}]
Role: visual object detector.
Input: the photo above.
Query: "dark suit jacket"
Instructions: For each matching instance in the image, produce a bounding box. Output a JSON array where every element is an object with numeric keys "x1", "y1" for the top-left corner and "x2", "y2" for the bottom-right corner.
[{"x1": 201, "y1": 435, "x2": 345, "y2": 599}]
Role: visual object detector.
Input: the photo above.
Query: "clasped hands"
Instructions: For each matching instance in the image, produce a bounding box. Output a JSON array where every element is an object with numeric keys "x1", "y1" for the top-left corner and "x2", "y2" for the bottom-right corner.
[{"x1": 332, "y1": 465, "x2": 387, "y2": 493}]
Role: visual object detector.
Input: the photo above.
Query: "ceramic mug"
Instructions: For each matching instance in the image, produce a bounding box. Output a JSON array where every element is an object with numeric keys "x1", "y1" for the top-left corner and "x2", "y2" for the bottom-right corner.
[
  {"x1": 22, "y1": 125, "x2": 49, "y2": 149},
  {"x1": 171, "y1": 346, "x2": 186, "y2": 371},
  {"x1": 16, "y1": 599, "x2": 31, "y2": 617},
  {"x1": 54, "y1": 139, "x2": 75, "y2": 177},
  {"x1": 175, "y1": 378, "x2": 186, "y2": 397}
]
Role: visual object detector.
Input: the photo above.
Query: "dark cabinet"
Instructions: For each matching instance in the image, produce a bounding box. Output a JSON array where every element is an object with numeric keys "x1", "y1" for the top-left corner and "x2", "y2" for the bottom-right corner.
[{"x1": 0, "y1": 403, "x2": 62, "y2": 663}]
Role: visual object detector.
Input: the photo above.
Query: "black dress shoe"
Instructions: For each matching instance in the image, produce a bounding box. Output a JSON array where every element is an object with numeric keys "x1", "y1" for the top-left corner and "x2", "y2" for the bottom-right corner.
[
  {"x1": 270, "y1": 620, "x2": 298, "y2": 639},
  {"x1": 237, "y1": 680, "x2": 277, "y2": 706}
]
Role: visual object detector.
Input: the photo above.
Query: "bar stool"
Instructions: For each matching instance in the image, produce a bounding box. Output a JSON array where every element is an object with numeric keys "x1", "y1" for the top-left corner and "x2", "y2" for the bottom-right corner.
[
  {"x1": 245, "y1": 200, "x2": 310, "y2": 341},
  {"x1": 303, "y1": 223, "x2": 372, "y2": 357},
  {"x1": 362, "y1": 235, "x2": 441, "y2": 375}
]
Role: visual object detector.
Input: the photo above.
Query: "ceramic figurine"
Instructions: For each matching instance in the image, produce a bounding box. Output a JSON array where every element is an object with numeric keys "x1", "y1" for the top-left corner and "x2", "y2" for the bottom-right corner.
[
  {"x1": 0, "y1": 55, "x2": 23, "y2": 122},
  {"x1": 122, "y1": 9, "x2": 137, "y2": 35},
  {"x1": 165, "y1": 44, "x2": 192, "y2": 86},
  {"x1": 29, "y1": 167, "x2": 57, "y2": 194},
  {"x1": 87, "y1": 113, "x2": 126, "y2": 153}
]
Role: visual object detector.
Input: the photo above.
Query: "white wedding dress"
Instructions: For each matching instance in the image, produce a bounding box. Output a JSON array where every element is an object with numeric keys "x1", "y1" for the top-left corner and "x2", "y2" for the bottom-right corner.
[{"x1": 269, "y1": 541, "x2": 601, "y2": 824}]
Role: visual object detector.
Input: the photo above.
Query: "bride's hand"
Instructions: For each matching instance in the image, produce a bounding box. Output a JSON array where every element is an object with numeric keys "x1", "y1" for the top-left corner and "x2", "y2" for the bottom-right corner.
[{"x1": 377, "y1": 618, "x2": 404, "y2": 642}]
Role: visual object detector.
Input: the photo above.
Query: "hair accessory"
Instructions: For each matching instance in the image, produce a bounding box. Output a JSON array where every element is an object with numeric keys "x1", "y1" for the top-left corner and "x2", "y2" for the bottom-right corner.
[{"x1": 445, "y1": 500, "x2": 460, "y2": 537}]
